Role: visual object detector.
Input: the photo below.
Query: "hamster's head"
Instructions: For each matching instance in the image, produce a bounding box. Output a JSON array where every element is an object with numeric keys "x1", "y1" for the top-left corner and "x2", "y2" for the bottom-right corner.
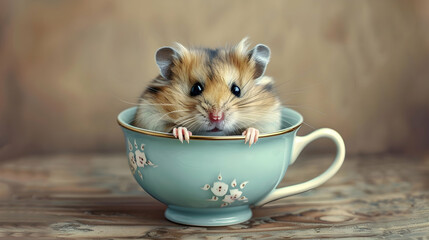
[{"x1": 148, "y1": 38, "x2": 281, "y2": 135}]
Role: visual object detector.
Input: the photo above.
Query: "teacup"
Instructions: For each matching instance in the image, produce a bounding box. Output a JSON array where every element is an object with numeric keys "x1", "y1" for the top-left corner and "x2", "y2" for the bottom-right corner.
[{"x1": 117, "y1": 107, "x2": 345, "y2": 226}]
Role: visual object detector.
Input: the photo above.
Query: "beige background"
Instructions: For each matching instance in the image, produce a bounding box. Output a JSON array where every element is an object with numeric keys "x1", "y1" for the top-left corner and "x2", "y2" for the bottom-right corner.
[{"x1": 1, "y1": 0, "x2": 429, "y2": 160}]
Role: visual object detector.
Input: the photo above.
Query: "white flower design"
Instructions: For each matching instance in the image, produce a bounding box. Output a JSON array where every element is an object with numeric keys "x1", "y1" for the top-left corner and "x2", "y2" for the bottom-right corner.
[
  {"x1": 134, "y1": 139, "x2": 138, "y2": 150},
  {"x1": 211, "y1": 182, "x2": 228, "y2": 197},
  {"x1": 128, "y1": 152, "x2": 137, "y2": 174},
  {"x1": 223, "y1": 189, "x2": 243, "y2": 203},
  {"x1": 230, "y1": 189, "x2": 243, "y2": 199},
  {"x1": 128, "y1": 140, "x2": 133, "y2": 151},
  {"x1": 135, "y1": 150, "x2": 147, "y2": 167},
  {"x1": 231, "y1": 179, "x2": 237, "y2": 188},
  {"x1": 127, "y1": 138, "x2": 156, "y2": 177},
  {"x1": 208, "y1": 196, "x2": 218, "y2": 201},
  {"x1": 238, "y1": 196, "x2": 248, "y2": 202},
  {"x1": 146, "y1": 159, "x2": 157, "y2": 167},
  {"x1": 222, "y1": 195, "x2": 235, "y2": 204},
  {"x1": 202, "y1": 173, "x2": 249, "y2": 207},
  {"x1": 240, "y1": 181, "x2": 249, "y2": 189}
]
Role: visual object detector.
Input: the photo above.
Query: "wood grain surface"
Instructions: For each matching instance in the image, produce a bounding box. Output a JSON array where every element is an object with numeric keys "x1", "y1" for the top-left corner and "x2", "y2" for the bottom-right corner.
[{"x1": 0, "y1": 153, "x2": 428, "y2": 239}]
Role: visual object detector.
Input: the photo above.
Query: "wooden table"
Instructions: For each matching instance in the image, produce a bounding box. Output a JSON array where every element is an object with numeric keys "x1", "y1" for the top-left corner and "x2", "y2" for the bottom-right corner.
[{"x1": 0, "y1": 153, "x2": 428, "y2": 239}]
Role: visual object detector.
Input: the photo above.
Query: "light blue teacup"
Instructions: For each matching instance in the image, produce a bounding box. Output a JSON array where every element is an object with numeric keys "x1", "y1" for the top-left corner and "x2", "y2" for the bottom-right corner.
[{"x1": 117, "y1": 107, "x2": 345, "y2": 226}]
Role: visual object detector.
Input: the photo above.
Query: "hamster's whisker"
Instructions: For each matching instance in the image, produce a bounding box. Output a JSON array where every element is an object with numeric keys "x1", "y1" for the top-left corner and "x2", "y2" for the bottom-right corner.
[
  {"x1": 222, "y1": 94, "x2": 235, "y2": 108},
  {"x1": 235, "y1": 97, "x2": 276, "y2": 107},
  {"x1": 117, "y1": 98, "x2": 144, "y2": 105},
  {"x1": 191, "y1": 119, "x2": 206, "y2": 133},
  {"x1": 236, "y1": 93, "x2": 275, "y2": 105},
  {"x1": 174, "y1": 114, "x2": 202, "y2": 131},
  {"x1": 282, "y1": 118, "x2": 315, "y2": 130},
  {"x1": 280, "y1": 118, "x2": 314, "y2": 129},
  {"x1": 187, "y1": 121, "x2": 200, "y2": 132},
  {"x1": 176, "y1": 116, "x2": 193, "y2": 123},
  {"x1": 301, "y1": 121, "x2": 315, "y2": 130},
  {"x1": 240, "y1": 78, "x2": 256, "y2": 92},
  {"x1": 176, "y1": 118, "x2": 198, "y2": 132},
  {"x1": 286, "y1": 119, "x2": 315, "y2": 130},
  {"x1": 283, "y1": 105, "x2": 327, "y2": 116},
  {"x1": 157, "y1": 109, "x2": 192, "y2": 122},
  {"x1": 226, "y1": 123, "x2": 241, "y2": 135},
  {"x1": 177, "y1": 118, "x2": 195, "y2": 127},
  {"x1": 118, "y1": 98, "x2": 177, "y2": 107},
  {"x1": 223, "y1": 98, "x2": 236, "y2": 110},
  {"x1": 234, "y1": 121, "x2": 259, "y2": 132},
  {"x1": 237, "y1": 119, "x2": 262, "y2": 127},
  {"x1": 196, "y1": 124, "x2": 205, "y2": 134},
  {"x1": 243, "y1": 84, "x2": 267, "y2": 96},
  {"x1": 280, "y1": 118, "x2": 294, "y2": 126}
]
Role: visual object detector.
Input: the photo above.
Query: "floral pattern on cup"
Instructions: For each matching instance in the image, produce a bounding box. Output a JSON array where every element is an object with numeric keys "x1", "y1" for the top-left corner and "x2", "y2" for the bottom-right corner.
[
  {"x1": 128, "y1": 152, "x2": 137, "y2": 174},
  {"x1": 128, "y1": 138, "x2": 157, "y2": 178},
  {"x1": 202, "y1": 173, "x2": 249, "y2": 207}
]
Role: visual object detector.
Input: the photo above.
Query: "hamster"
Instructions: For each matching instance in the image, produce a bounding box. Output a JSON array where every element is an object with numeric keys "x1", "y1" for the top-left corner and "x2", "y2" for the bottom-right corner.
[{"x1": 133, "y1": 38, "x2": 282, "y2": 146}]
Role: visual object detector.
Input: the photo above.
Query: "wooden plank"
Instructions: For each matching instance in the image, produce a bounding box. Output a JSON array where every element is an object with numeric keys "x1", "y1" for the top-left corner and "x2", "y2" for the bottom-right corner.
[{"x1": 0, "y1": 154, "x2": 428, "y2": 239}]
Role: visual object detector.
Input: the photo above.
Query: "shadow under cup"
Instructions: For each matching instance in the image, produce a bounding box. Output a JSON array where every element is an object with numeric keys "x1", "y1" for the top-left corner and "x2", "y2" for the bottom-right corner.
[{"x1": 117, "y1": 107, "x2": 304, "y2": 226}]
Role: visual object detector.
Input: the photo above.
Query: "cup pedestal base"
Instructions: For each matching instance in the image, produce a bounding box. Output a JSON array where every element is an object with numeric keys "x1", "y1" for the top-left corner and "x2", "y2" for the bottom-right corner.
[{"x1": 165, "y1": 205, "x2": 252, "y2": 226}]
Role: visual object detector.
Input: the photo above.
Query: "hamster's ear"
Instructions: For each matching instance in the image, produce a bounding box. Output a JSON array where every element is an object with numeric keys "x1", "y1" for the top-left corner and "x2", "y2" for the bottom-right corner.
[
  {"x1": 248, "y1": 44, "x2": 271, "y2": 79},
  {"x1": 155, "y1": 47, "x2": 178, "y2": 80}
]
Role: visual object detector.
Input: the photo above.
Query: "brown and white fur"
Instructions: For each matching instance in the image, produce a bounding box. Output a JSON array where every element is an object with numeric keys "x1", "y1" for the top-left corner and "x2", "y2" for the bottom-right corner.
[{"x1": 134, "y1": 38, "x2": 282, "y2": 146}]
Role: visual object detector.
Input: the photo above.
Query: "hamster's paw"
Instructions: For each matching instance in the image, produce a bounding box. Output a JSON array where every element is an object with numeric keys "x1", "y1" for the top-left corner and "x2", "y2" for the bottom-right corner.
[
  {"x1": 173, "y1": 127, "x2": 193, "y2": 143},
  {"x1": 242, "y1": 128, "x2": 260, "y2": 147}
]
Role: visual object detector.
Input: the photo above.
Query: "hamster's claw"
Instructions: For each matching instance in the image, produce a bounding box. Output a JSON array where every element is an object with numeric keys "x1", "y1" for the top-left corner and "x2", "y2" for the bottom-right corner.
[
  {"x1": 242, "y1": 128, "x2": 260, "y2": 147},
  {"x1": 173, "y1": 127, "x2": 193, "y2": 143}
]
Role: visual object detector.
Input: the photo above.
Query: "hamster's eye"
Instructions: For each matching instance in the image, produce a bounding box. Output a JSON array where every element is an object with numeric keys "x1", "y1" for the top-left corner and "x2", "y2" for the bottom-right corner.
[
  {"x1": 190, "y1": 82, "x2": 204, "y2": 96},
  {"x1": 231, "y1": 83, "x2": 241, "y2": 97}
]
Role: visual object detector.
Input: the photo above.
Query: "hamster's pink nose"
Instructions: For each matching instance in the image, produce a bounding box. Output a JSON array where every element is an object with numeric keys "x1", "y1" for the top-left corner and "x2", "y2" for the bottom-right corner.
[{"x1": 209, "y1": 111, "x2": 224, "y2": 123}]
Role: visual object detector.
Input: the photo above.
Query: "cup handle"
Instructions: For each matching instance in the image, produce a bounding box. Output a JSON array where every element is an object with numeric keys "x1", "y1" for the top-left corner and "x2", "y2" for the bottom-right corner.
[{"x1": 254, "y1": 128, "x2": 345, "y2": 207}]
